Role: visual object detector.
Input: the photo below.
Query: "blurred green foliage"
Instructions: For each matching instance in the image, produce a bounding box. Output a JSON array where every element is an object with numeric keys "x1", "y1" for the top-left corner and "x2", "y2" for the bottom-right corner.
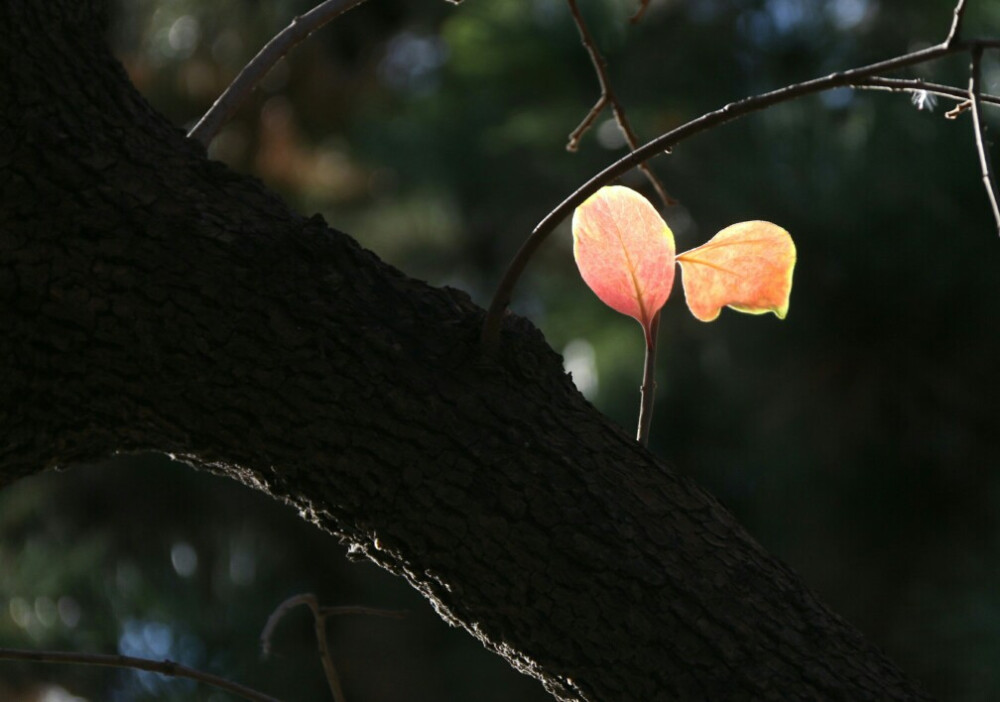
[{"x1": 3, "y1": 0, "x2": 1000, "y2": 699}]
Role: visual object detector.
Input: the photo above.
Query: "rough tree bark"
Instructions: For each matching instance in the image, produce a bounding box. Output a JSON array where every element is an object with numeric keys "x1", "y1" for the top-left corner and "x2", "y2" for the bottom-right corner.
[{"x1": 0, "y1": 2, "x2": 932, "y2": 700}]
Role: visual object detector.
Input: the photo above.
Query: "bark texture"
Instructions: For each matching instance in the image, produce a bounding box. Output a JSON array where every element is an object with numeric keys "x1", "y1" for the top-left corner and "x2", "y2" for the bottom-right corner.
[{"x1": 0, "y1": 2, "x2": 932, "y2": 700}]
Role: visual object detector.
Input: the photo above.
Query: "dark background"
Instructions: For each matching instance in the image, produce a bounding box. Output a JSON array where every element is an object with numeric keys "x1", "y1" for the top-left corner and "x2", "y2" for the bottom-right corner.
[{"x1": 2, "y1": 0, "x2": 999, "y2": 700}]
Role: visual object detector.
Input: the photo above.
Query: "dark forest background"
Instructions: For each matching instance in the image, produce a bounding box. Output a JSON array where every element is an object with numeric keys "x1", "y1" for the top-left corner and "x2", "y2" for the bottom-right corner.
[{"x1": 2, "y1": 0, "x2": 999, "y2": 700}]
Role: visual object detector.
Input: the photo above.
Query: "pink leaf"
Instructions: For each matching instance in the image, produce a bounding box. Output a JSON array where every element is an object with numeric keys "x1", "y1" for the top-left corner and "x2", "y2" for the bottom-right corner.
[
  {"x1": 572, "y1": 186, "x2": 676, "y2": 347},
  {"x1": 676, "y1": 221, "x2": 796, "y2": 322}
]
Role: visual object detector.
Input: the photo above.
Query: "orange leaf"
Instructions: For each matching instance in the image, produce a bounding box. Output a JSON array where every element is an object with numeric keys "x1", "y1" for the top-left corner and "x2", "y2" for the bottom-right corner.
[
  {"x1": 676, "y1": 221, "x2": 795, "y2": 322},
  {"x1": 572, "y1": 186, "x2": 676, "y2": 347}
]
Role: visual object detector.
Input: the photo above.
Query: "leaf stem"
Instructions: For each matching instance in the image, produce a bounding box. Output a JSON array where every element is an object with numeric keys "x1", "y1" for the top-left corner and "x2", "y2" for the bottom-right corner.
[{"x1": 636, "y1": 312, "x2": 660, "y2": 446}]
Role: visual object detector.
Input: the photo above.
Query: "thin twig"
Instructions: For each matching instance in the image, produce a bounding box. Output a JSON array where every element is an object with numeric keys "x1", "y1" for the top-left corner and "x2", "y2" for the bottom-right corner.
[
  {"x1": 567, "y1": 96, "x2": 608, "y2": 151},
  {"x1": 636, "y1": 312, "x2": 660, "y2": 446},
  {"x1": 630, "y1": 0, "x2": 652, "y2": 25},
  {"x1": 564, "y1": 0, "x2": 617, "y2": 152},
  {"x1": 260, "y1": 593, "x2": 406, "y2": 702},
  {"x1": 968, "y1": 48, "x2": 1000, "y2": 236},
  {"x1": 851, "y1": 76, "x2": 1000, "y2": 109},
  {"x1": 945, "y1": 0, "x2": 969, "y2": 47},
  {"x1": 188, "y1": 0, "x2": 370, "y2": 147},
  {"x1": 0, "y1": 647, "x2": 283, "y2": 702},
  {"x1": 318, "y1": 605, "x2": 409, "y2": 618},
  {"x1": 261, "y1": 594, "x2": 343, "y2": 702},
  {"x1": 566, "y1": 0, "x2": 675, "y2": 208},
  {"x1": 481, "y1": 39, "x2": 1000, "y2": 351}
]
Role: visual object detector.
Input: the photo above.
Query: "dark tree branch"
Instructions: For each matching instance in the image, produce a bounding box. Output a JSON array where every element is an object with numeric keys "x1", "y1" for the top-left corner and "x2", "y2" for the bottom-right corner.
[
  {"x1": 0, "y1": 648, "x2": 283, "y2": 702},
  {"x1": 482, "y1": 37, "x2": 1000, "y2": 349},
  {"x1": 565, "y1": 0, "x2": 675, "y2": 209},
  {"x1": 968, "y1": 47, "x2": 1000, "y2": 235},
  {"x1": 188, "y1": 0, "x2": 370, "y2": 147}
]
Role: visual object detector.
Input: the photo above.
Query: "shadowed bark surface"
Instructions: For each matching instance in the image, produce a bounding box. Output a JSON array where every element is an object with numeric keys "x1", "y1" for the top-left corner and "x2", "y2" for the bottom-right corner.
[{"x1": 0, "y1": 1, "x2": 933, "y2": 699}]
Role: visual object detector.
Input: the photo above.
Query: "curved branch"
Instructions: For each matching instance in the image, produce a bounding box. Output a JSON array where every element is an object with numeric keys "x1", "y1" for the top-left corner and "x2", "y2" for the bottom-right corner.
[
  {"x1": 262, "y1": 593, "x2": 346, "y2": 702},
  {"x1": 260, "y1": 593, "x2": 406, "y2": 702},
  {"x1": 0, "y1": 648, "x2": 283, "y2": 702},
  {"x1": 481, "y1": 38, "x2": 998, "y2": 349},
  {"x1": 187, "y1": 0, "x2": 370, "y2": 147}
]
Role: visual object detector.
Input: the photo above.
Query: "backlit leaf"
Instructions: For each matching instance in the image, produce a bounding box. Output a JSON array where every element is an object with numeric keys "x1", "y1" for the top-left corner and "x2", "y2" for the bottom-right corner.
[
  {"x1": 572, "y1": 186, "x2": 675, "y2": 347},
  {"x1": 676, "y1": 221, "x2": 795, "y2": 322}
]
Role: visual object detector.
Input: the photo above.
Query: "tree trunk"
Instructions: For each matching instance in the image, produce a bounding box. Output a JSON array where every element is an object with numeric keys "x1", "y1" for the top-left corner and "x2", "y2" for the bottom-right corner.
[{"x1": 0, "y1": 2, "x2": 931, "y2": 700}]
